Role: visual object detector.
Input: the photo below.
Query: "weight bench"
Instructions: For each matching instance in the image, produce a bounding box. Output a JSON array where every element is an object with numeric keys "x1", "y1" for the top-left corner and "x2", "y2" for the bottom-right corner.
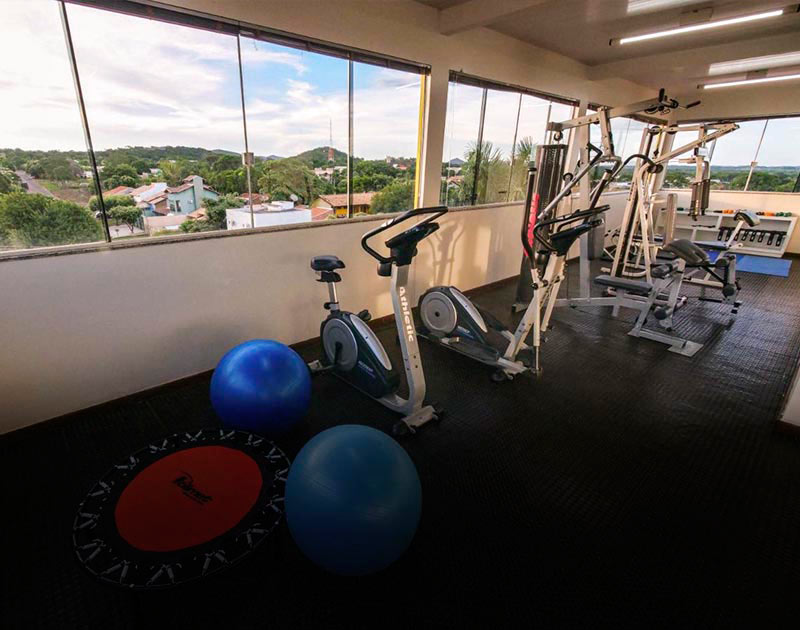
[
  {"x1": 681, "y1": 209, "x2": 759, "y2": 317},
  {"x1": 594, "y1": 258, "x2": 702, "y2": 357}
]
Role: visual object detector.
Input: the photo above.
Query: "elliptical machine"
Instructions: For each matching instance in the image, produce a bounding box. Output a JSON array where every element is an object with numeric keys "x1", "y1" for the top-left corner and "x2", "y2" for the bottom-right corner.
[
  {"x1": 308, "y1": 206, "x2": 447, "y2": 435},
  {"x1": 417, "y1": 147, "x2": 614, "y2": 381}
]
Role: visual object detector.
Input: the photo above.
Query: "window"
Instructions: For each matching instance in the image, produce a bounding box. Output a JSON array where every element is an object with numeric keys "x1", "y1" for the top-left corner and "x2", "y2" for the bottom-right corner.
[
  {"x1": 0, "y1": 0, "x2": 105, "y2": 252},
  {"x1": 511, "y1": 97, "x2": 574, "y2": 200},
  {"x1": 441, "y1": 73, "x2": 576, "y2": 207},
  {"x1": 662, "y1": 118, "x2": 800, "y2": 192},
  {"x1": 66, "y1": 2, "x2": 245, "y2": 239},
  {"x1": 748, "y1": 118, "x2": 800, "y2": 192},
  {"x1": 352, "y1": 63, "x2": 424, "y2": 213},
  {"x1": 441, "y1": 81, "x2": 484, "y2": 207},
  {"x1": 2, "y1": 0, "x2": 429, "y2": 255},
  {"x1": 240, "y1": 37, "x2": 349, "y2": 210}
]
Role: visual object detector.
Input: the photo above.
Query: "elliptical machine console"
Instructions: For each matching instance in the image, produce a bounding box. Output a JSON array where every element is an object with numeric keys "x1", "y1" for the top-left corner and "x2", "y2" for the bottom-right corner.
[{"x1": 308, "y1": 206, "x2": 448, "y2": 435}]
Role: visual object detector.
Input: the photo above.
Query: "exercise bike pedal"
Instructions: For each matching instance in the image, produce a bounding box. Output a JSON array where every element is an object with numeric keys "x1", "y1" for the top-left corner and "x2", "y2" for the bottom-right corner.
[{"x1": 356, "y1": 309, "x2": 372, "y2": 322}]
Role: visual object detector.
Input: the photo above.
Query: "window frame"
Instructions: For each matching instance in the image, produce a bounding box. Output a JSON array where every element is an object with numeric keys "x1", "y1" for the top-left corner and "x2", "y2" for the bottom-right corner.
[
  {"x1": 443, "y1": 71, "x2": 578, "y2": 206},
  {"x1": 47, "y1": 0, "x2": 432, "y2": 248}
]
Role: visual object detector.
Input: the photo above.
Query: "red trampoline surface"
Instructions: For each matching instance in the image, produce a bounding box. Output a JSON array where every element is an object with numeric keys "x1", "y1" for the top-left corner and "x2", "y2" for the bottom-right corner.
[{"x1": 115, "y1": 446, "x2": 263, "y2": 552}]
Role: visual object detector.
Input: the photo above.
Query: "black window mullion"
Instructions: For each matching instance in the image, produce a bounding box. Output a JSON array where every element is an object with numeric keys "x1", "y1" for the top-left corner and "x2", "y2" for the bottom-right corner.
[{"x1": 59, "y1": 0, "x2": 110, "y2": 243}]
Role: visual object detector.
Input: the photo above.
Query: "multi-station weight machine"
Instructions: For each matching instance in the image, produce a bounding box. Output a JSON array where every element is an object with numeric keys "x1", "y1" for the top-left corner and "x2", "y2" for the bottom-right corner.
[{"x1": 512, "y1": 88, "x2": 751, "y2": 357}]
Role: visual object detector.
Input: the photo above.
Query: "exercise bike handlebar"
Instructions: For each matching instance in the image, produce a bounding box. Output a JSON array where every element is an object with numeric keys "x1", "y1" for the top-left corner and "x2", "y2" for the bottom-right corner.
[{"x1": 361, "y1": 205, "x2": 448, "y2": 264}]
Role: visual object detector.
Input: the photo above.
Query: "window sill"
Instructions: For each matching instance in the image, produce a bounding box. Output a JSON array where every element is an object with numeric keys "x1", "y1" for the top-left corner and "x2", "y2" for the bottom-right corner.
[{"x1": 0, "y1": 202, "x2": 522, "y2": 263}]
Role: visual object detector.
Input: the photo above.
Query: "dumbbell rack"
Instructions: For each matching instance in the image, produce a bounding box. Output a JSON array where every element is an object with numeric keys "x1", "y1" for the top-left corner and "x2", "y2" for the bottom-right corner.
[{"x1": 673, "y1": 210, "x2": 797, "y2": 258}]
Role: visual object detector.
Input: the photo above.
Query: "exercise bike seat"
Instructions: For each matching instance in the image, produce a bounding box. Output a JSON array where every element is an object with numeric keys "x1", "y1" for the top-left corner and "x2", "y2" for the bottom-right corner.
[{"x1": 311, "y1": 255, "x2": 345, "y2": 272}]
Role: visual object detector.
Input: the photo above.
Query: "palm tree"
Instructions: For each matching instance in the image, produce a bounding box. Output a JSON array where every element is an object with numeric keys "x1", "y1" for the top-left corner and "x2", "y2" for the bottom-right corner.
[{"x1": 507, "y1": 136, "x2": 537, "y2": 201}]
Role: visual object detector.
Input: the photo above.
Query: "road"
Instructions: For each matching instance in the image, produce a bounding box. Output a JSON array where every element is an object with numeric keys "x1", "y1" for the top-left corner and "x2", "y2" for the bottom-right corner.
[{"x1": 15, "y1": 171, "x2": 54, "y2": 197}]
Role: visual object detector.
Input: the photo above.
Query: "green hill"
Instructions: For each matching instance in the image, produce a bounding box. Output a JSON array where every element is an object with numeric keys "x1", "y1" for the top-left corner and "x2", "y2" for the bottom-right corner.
[{"x1": 293, "y1": 146, "x2": 348, "y2": 168}]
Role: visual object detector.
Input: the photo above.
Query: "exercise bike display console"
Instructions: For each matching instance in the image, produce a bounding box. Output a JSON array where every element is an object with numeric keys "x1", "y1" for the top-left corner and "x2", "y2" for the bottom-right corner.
[{"x1": 308, "y1": 206, "x2": 448, "y2": 435}]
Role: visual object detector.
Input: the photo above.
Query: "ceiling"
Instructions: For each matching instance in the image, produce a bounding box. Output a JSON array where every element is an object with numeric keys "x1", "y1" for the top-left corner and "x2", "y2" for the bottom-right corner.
[{"x1": 416, "y1": 0, "x2": 800, "y2": 92}]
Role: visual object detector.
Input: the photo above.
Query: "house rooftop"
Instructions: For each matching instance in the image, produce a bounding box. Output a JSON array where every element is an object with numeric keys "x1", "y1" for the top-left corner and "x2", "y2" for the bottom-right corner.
[{"x1": 317, "y1": 192, "x2": 376, "y2": 207}]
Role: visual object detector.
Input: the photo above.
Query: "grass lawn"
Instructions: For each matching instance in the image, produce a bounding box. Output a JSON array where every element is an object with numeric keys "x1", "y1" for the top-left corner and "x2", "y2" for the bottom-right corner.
[{"x1": 39, "y1": 180, "x2": 93, "y2": 205}]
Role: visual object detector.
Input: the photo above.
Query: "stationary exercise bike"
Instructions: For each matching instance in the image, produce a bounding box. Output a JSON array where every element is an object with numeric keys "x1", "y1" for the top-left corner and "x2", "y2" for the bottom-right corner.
[
  {"x1": 417, "y1": 155, "x2": 611, "y2": 381},
  {"x1": 308, "y1": 206, "x2": 447, "y2": 434}
]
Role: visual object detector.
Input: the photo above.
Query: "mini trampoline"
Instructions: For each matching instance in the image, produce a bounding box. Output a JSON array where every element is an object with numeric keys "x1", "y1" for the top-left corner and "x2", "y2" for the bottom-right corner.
[{"x1": 73, "y1": 428, "x2": 290, "y2": 589}]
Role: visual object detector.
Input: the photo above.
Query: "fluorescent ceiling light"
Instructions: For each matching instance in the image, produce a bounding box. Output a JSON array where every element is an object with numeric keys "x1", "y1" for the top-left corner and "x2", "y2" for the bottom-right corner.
[
  {"x1": 708, "y1": 51, "x2": 800, "y2": 75},
  {"x1": 703, "y1": 73, "x2": 800, "y2": 89},
  {"x1": 618, "y1": 9, "x2": 785, "y2": 44}
]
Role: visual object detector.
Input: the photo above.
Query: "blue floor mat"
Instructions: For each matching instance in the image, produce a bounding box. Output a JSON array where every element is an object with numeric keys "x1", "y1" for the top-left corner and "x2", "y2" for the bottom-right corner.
[{"x1": 705, "y1": 251, "x2": 792, "y2": 277}]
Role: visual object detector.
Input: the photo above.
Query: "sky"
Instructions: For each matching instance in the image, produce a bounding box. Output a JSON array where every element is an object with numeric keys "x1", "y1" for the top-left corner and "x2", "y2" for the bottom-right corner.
[
  {"x1": 0, "y1": 0, "x2": 797, "y2": 166},
  {"x1": 0, "y1": 0, "x2": 422, "y2": 160}
]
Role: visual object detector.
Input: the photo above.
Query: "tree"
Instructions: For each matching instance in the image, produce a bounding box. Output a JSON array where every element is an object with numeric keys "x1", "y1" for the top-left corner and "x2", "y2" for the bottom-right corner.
[
  {"x1": 102, "y1": 163, "x2": 140, "y2": 189},
  {"x1": 370, "y1": 180, "x2": 414, "y2": 214},
  {"x1": 108, "y1": 205, "x2": 142, "y2": 234},
  {"x1": 158, "y1": 159, "x2": 193, "y2": 186},
  {"x1": 204, "y1": 193, "x2": 242, "y2": 230},
  {"x1": 455, "y1": 141, "x2": 503, "y2": 205},
  {"x1": 0, "y1": 192, "x2": 102, "y2": 247},
  {"x1": 0, "y1": 169, "x2": 20, "y2": 194},
  {"x1": 88, "y1": 194, "x2": 136, "y2": 214},
  {"x1": 206, "y1": 169, "x2": 248, "y2": 195},
  {"x1": 257, "y1": 158, "x2": 320, "y2": 205},
  {"x1": 507, "y1": 137, "x2": 536, "y2": 201}
]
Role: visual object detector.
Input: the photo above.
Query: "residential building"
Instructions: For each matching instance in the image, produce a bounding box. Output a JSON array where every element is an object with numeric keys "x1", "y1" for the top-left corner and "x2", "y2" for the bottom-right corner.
[
  {"x1": 313, "y1": 166, "x2": 346, "y2": 181},
  {"x1": 226, "y1": 200, "x2": 312, "y2": 230},
  {"x1": 104, "y1": 185, "x2": 134, "y2": 197},
  {"x1": 166, "y1": 175, "x2": 219, "y2": 215},
  {"x1": 312, "y1": 192, "x2": 376, "y2": 218}
]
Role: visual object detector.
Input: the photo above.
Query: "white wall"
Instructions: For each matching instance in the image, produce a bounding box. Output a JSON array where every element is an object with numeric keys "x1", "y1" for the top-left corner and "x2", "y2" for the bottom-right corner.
[
  {"x1": 0, "y1": 204, "x2": 524, "y2": 433},
  {"x1": 667, "y1": 189, "x2": 800, "y2": 254},
  {"x1": 226, "y1": 208, "x2": 313, "y2": 230}
]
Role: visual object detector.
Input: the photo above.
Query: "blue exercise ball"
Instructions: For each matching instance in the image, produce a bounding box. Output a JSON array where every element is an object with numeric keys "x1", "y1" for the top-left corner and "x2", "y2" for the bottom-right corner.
[
  {"x1": 210, "y1": 339, "x2": 311, "y2": 436},
  {"x1": 286, "y1": 425, "x2": 422, "y2": 576}
]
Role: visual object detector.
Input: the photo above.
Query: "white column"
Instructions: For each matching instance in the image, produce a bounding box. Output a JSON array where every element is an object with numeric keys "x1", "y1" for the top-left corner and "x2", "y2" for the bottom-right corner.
[{"x1": 419, "y1": 67, "x2": 449, "y2": 207}]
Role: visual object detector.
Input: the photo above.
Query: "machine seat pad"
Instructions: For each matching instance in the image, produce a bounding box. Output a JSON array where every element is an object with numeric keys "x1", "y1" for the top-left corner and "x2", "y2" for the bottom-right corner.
[
  {"x1": 594, "y1": 275, "x2": 653, "y2": 295},
  {"x1": 662, "y1": 239, "x2": 709, "y2": 265},
  {"x1": 694, "y1": 240, "x2": 730, "y2": 252},
  {"x1": 311, "y1": 255, "x2": 345, "y2": 271}
]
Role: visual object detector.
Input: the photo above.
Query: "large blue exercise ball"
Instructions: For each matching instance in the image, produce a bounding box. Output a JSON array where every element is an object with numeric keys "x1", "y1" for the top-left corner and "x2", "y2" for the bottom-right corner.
[
  {"x1": 210, "y1": 339, "x2": 311, "y2": 436},
  {"x1": 286, "y1": 424, "x2": 422, "y2": 576}
]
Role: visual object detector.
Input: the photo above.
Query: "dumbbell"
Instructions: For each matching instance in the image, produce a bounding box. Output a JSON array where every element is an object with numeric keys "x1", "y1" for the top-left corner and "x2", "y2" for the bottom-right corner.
[
  {"x1": 758, "y1": 231, "x2": 766, "y2": 243},
  {"x1": 776, "y1": 232, "x2": 786, "y2": 247},
  {"x1": 767, "y1": 231, "x2": 776, "y2": 246},
  {"x1": 749, "y1": 230, "x2": 757, "y2": 242}
]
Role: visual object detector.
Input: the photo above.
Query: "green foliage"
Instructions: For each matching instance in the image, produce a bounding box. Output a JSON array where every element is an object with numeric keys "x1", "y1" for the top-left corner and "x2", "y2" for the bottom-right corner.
[
  {"x1": 102, "y1": 163, "x2": 140, "y2": 188},
  {"x1": 257, "y1": 159, "x2": 320, "y2": 204},
  {"x1": 352, "y1": 173, "x2": 393, "y2": 193},
  {"x1": 371, "y1": 180, "x2": 414, "y2": 214},
  {"x1": 293, "y1": 146, "x2": 348, "y2": 168},
  {"x1": 27, "y1": 155, "x2": 81, "y2": 181},
  {"x1": 203, "y1": 193, "x2": 242, "y2": 230},
  {"x1": 448, "y1": 141, "x2": 503, "y2": 206},
  {"x1": 108, "y1": 205, "x2": 142, "y2": 234},
  {"x1": 0, "y1": 169, "x2": 21, "y2": 194},
  {"x1": 88, "y1": 194, "x2": 135, "y2": 214},
  {"x1": 179, "y1": 218, "x2": 206, "y2": 233},
  {"x1": 0, "y1": 192, "x2": 102, "y2": 247},
  {"x1": 206, "y1": 169, "x2": 247, "y2": 195}
]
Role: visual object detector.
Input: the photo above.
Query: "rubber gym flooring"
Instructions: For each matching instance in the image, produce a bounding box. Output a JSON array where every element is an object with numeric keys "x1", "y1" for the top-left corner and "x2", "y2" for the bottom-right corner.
[{"x1": 3, "y1": 261, "x2": 800, "y2": 628}]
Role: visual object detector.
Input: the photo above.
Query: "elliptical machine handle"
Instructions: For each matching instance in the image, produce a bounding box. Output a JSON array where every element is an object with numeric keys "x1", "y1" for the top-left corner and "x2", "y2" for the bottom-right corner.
[{"x1": 361, "y1": 205, "x2": 448, "y2": 263}]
